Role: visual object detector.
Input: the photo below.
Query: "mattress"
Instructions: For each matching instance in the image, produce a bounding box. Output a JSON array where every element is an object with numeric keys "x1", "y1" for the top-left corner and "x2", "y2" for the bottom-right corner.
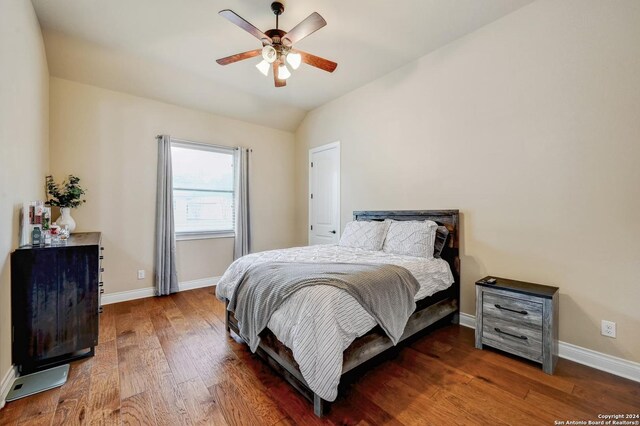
[{"x1": 216, "y1": 244, "x2": 454, "y2": 401}]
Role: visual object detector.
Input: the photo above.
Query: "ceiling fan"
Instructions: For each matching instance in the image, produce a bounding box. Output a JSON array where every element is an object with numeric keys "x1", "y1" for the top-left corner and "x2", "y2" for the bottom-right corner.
[{"x1": 216, "y1": 2, "x2": 337, "y2": 87}]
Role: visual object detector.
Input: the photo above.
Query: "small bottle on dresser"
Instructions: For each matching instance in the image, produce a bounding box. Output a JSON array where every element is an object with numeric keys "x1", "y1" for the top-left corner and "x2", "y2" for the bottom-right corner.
[{"x1": 31, "y1": 225, "x2": 42, "y2": 246}]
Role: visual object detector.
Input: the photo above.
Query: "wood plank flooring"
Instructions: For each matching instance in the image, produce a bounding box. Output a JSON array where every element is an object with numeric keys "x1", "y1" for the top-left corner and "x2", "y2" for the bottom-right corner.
[{"x1": 1, "y1": 287, "x2": 638, "y2": 425}]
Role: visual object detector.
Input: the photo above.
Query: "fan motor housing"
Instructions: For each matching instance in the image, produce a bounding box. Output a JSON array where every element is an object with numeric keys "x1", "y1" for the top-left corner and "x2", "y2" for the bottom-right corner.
[{"x1": 265, "y1": 28, "x2": 286, "y2": 46}]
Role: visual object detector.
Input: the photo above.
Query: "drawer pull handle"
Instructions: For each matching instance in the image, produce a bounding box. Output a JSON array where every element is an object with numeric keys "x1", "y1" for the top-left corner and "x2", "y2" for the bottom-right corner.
[
  {"x1": 494, "y1": 327, "x2": 528, "y2": 340},
  {"x1": 100, "y1": 256, "x2": 104, "y2": 260},
  {"x1": 98, "y1": 307, "x2": 104, "y2": 314},
  {"x1": 100, "y1": 268, "x2": 105, "y2": 272},
  {"x1": 495, "y1": 304, "x2": 528, "y2": 315},
  {"x1": 99, "y1": 281, "x2": 104, "y2": 287},
  {"x1": 100, "y1": 288, "x2": 104, "y2": 294}
]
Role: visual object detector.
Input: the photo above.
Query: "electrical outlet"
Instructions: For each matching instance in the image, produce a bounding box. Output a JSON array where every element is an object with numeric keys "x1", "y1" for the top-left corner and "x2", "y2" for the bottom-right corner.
[
  {"x1": 601, "y1": 320, "x2": 616, "y2": 338},
  {"x1": 137, "y1": 269, "x2": 145, "y2": 280}
]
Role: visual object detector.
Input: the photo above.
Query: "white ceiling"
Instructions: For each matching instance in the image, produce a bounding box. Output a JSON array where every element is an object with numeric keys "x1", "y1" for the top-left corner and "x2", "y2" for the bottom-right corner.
[{"x1": 32, "y1": 0, "x2": 534, "y2": 131}]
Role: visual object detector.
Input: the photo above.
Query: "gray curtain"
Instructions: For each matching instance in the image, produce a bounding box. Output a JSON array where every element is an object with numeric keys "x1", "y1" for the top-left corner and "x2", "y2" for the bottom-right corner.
[
  {"x1": 234, "y1": 147, "x2": 251, "y2": 260},
  {"x1": 155, "y1": 135, "x2": 179, "y2": 295}
]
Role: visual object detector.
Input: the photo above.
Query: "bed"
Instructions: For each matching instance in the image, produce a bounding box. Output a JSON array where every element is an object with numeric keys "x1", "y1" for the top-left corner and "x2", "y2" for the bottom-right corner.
[{"x1": 217, "y1": 210, "x2": 460, "y2": 417}]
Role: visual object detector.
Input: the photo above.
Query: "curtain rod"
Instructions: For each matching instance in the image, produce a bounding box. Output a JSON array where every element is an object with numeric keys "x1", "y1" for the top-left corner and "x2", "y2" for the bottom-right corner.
[{"x1": 156, "y1": 135, "x2": 238, "y2": 151}]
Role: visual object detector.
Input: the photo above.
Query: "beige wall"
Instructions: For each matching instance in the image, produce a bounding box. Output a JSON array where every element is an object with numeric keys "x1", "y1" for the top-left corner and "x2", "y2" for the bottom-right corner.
[
  {"x1": 295, "y1": 0, "x2": 640, "y2": 362},
  {"x1": 0, "y1": 0, "x2": 50, "y2": 390},
  {"x1": 50, "y1": 77, "x2": 297, "y2": 293}
]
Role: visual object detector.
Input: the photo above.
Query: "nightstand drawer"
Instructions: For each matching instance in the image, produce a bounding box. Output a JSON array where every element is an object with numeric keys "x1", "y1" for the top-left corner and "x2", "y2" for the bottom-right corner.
[
  {"x1": 482, "y1": 293, "x2": 543, "y2": 330},
  {"x1": 482, "y1": 316, "x2": 543, "y2": 362}
]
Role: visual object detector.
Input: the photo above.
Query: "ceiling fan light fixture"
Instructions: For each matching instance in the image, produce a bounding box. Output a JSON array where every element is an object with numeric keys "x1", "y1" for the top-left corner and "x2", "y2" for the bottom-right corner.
[
  {"x1": 256, "y1": 59, "x2": 270, "y2": 76},
  {"x1": 286, "y1": 52, "x2": 302, "y2": 70},
  {"x1": 278, "y1": 63, "x2": 291, "y2": 80},
  {"x1": 261, "y1": 45, "x2": 277, "y2": 63},
  {"x1": 216, "y1": 4, "x2": 337, "y2": 87}
]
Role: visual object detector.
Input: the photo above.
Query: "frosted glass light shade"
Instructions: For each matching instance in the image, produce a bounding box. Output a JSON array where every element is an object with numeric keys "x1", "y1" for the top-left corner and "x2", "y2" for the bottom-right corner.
[
  {"x1": 261, "y1": 45, "x2": 277, "y2": 63},
  {"x1": 286, "y1": 52, "x2": 302, "y2": 70},
  {"x1": 256, "y1": 59, "x2": 270, "y2": 76},
  {"x1": 278, "y1": 63, "x2": 291, "y2": 80}
]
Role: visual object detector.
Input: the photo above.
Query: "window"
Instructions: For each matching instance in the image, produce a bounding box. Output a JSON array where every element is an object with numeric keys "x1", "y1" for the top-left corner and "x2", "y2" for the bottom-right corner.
[{"x1": 171, "y1": 142, "x2": 235, "y2": 239}]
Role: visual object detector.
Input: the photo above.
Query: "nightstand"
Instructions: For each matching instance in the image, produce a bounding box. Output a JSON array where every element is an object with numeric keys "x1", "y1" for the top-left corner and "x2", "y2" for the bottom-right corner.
[{"x1": 475, "y1": 276, "x2": 559, "y2": 374}]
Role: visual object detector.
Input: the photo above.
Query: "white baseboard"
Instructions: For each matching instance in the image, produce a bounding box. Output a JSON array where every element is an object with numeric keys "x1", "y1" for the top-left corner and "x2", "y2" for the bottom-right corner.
[
  {"x1": 178, "y1": 276, "x2": 220, "y2": 291},
  {"x1": 457, "y1": 313, "x2": 640, "y2": 383},
  {"x1": 0, "y1": 365, "x2": 18, "y2": 409},
  {"x1": 459, "y1": 312, "x2": 476, "y2": 329},
  {"x1": 101, "y1": 287, "x2": 155, "y2": 305},
  {"x1": 558, "y1": 341, "x2": 640, "y2": 383},
  {"x1": 101, "y1": 276, "x2": 220, "y2": 305}
]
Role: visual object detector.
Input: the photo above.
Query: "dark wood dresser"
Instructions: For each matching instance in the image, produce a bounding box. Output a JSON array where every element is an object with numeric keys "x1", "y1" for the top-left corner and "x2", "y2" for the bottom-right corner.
[
  {"x1": 11, "y1": 232, "x2": 103, "y2": 374},
  {"x1": 475, "y1": 276, "x2": 559, "y2": 374}
]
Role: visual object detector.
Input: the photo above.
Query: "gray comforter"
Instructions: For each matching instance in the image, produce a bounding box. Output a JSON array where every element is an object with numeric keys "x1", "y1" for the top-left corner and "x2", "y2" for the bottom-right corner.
[{"x1": 227, "y1": 262, "x2": 420, "y2": 352}]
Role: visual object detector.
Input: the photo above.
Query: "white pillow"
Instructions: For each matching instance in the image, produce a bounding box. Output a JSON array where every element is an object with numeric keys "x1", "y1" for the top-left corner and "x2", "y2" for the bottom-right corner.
[
  {"x1": 339, "y1": 220, "x2": 390, "y2": 251},
  {"x1": 382, "y1": 220, "x2": 439, "y2": 258}
]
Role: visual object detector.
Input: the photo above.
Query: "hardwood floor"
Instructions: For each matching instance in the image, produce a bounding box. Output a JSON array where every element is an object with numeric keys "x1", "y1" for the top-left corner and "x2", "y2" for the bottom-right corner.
[{"x1": 1, "y1": 287, "x2": 638, "y2": 425}]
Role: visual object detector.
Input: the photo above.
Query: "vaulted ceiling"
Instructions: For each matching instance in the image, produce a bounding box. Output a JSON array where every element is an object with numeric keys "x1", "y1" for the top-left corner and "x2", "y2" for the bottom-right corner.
[{"x1": 32, "y1": 0, "x2": 534, "y2": 131}]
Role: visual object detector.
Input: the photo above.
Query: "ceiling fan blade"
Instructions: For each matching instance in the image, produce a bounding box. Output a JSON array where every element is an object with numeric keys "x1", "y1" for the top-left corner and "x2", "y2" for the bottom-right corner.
[
  {"x1": 294, "y1": 50, "x2": 337, "y2": 73},
  {"x1": 216, "y1": 49, "x2": 262, "y2": 66},
  {"x1": 282, "y1": 12, "x2": 326, "y2": 47},
  {"x1": 219, "y1": 9, "x2": 272, "y2": 44},
  {"x1": 273, "y1": 61, "x2": 286, "y2": 87}
]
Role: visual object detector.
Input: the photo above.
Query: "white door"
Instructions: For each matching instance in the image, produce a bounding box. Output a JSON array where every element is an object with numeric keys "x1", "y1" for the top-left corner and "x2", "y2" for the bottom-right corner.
[{"x1": 309, "y1": 142, "x2": 340, "y2": 245}]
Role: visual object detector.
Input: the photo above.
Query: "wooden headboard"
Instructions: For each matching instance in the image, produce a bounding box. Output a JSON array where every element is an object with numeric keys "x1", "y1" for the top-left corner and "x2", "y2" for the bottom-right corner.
[{"x1": 353, "y1": 210, "x2": 460, "y2": 289}]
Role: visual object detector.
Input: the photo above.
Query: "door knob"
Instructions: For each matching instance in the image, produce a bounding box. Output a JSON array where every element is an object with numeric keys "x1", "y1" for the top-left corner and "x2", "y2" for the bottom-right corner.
[{"x1": 330, "y1": 230, "x2": 336, "y2": 234}]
